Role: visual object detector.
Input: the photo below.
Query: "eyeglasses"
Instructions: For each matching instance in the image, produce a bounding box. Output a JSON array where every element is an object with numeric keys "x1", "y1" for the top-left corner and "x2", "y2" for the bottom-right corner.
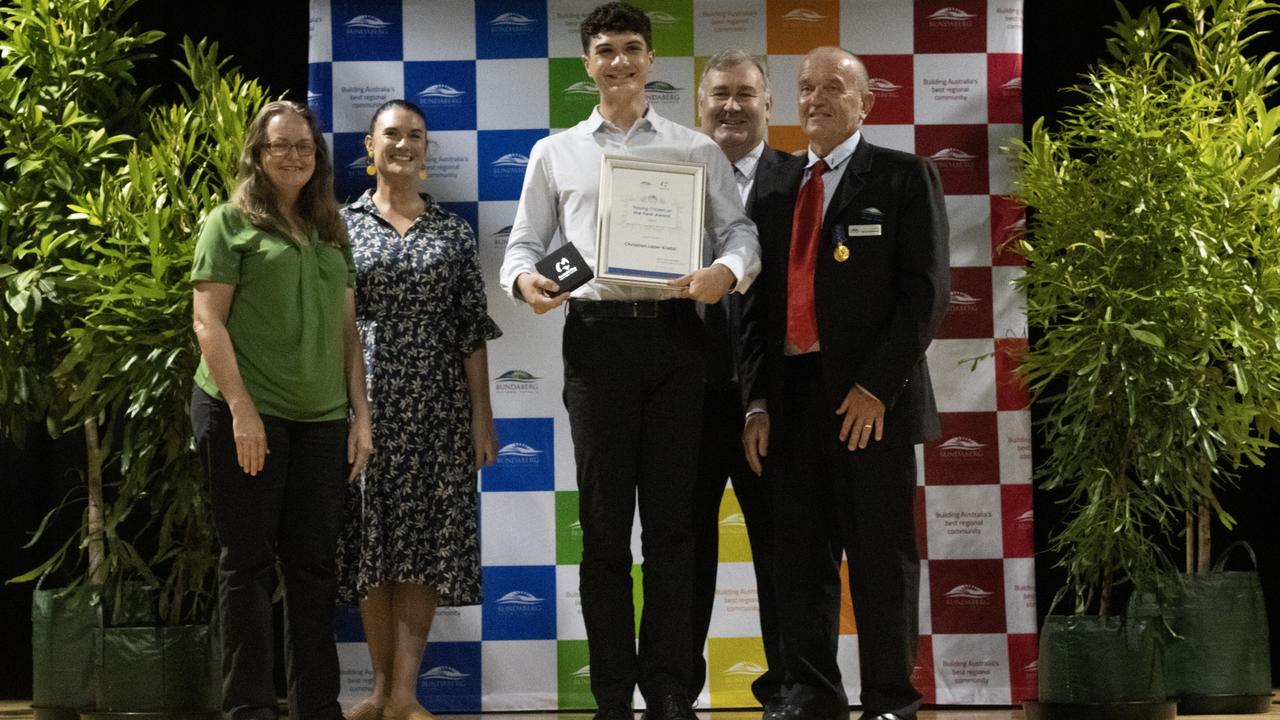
[{"x1": 263, "y1": 140, "x2": 317, "y2": 157}]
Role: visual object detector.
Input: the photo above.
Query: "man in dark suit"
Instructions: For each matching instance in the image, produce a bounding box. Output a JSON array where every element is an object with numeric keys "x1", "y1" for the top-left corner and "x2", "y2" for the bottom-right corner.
[
  {"x1": 690, "y1": 48, "x2": 803, "y2": 710},
  {"x1": 740, "y1": 47, "x2": 950, "y2": 720}
]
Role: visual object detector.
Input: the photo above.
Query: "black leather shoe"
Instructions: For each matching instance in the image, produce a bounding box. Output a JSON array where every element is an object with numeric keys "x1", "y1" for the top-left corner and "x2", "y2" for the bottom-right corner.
[
  {"x1": 593, "y1": 705, "x2": 634, "y2": 720},
  {"x1": 761, "y1": 701, "x2": 804, "y2": 720},
  {"x1": 861, "y1": 713, "x2": 913, "y2": 720},
  {"x1": 640, "y1": 695, "x2": 697, "y2": 720}
]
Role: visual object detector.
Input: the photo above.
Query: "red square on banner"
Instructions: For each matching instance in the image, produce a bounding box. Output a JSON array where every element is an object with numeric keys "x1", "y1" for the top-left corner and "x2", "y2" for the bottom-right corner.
[
  {"x1": 916, "y1": 124, "x2": 989, "y2": 195},
  {"x1": 915, "y1": 487, "x2": 929, "y2": 558},
  {"x1": 911, "y1": 635, "x2": 937, "y2": 705},
  {"x1": 924, "y1": 412, "x2": 1000, "y2": 485},
  {"x1": 914, "y1": 0, "x2": 987, "y2": 54},
  {"x1": 988, "y1": 53, "x2": 1022, "y2": 123},
  {"x1": 938, "y1": 267, "x2": 994, "y2": 339},
  {"x1": 1001, "y1": 485, "x2": 1034, "y2": 557},
  {"x1": 990, "y1": 195, "x2": 1026, "y2": 266},
  {"x1": 862, "y1": 54, "x2": 914, "y2": 125},
  {"x1": 929, "y1": 559, "x2": 1008, "y2": 634},
  {"x1": 995, "y1": 337, "x2": 1030, "y2": 410},
  {"x1": 1007, "y1": 633, "x2": 1039, "y2": 703}
]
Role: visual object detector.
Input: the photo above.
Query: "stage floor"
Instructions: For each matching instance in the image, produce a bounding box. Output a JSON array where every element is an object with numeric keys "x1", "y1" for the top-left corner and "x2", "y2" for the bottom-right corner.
[{"x1": 1, "y1": 698, "x2": 1278, "y2": 720}]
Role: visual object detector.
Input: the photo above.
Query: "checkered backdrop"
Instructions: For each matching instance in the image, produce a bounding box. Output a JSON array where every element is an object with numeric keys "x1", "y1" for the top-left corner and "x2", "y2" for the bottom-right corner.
[{"x1": 307, "y1": 0, "x2": 1031, "y2": 711}]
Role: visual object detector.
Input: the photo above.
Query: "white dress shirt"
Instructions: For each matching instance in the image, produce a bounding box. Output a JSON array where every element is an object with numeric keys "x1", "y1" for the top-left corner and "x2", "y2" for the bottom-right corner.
[
  {"x1": 732, "y1": 141, "x2": 767, "y2": 207},
  {"x1": 805, "y1": 130, "x2": 862, "y2": 216},
  {"x1": 500, "y1": 106, "x2": 761, "y2": 302}
]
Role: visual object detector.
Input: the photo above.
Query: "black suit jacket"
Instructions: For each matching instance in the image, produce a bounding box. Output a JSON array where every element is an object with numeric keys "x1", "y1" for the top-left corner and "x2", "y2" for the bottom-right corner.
[{"x1": 741, "y1": 138, "x2": 950, "y2": 448}]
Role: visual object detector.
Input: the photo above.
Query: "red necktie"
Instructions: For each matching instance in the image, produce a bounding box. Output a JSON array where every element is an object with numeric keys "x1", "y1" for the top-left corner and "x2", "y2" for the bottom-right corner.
[{"x1": 787, "y1": 160, "x2": 828, "y2": 352}]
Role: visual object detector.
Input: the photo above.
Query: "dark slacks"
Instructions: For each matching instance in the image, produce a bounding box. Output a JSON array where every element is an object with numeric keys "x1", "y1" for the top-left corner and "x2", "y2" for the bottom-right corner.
[
  {"x1": 690, "y1": 380, "x2": 781, "y2": 704},
  {"x1": 192, "y1": 387, "x2": 347, "y2": 720},
  {"x1": 772, "y1": 355, "x2": 922, "y2": 719},
  {"x1": 562, "y1": 301, "x2": 705, "y2": 708}
]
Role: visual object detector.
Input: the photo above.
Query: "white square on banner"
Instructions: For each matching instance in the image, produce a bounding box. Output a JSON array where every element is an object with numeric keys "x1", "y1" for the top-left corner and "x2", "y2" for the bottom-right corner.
[
  {"x1": 481, "y1": 640, "x2": 557, "y2": 710},
  {"x1": 430, "y1": 605, "x2": 484, "y2": 643},
  {"x1": 988, "y1": 124, "x2": 1022, "y2": 195},
  {"x1": 988, "y1": 0, "x2": 1025, "y2": 53},
  {"x1": 555, "y1": 564, "x2": 587, "y2": 640},
  {"x1": 924, "y1": 485, "x2": 1004, "y2": 560},
  {"x1": 765, "y1": 54, "x2": 804, "y2": 126},
  {"x1": 404, "y1": 0, "x2": 475, "y2": 60},
  {"x1": 945, "y1": 195, "x2": 993, "y2": 267},
  {"x1": 836, "y1": 635, "x2": 863, "y2": 702},
  {"x1": 553, "y1": 415, "x2": 576, "y2": 491},
  {"x1": 477, "y1": 60, "x2": 550, "y2": 130},
  {"x1": 331, "y1": 61, "x2": 406, "y2": 133},
  {"x1": 481, "y1": 492, "x2": 555, "y2": 566},
  {"x1": 919, "y1": 560, "x2": 932, "y2": 635},
  {"x1": 863, "y1": 125, "x2": 915, "y2": 155},
  {"x1": 337, "y1": 642, "x2": 374, "y2": 711},
  {"x1": 916, "y1": 444, "x2": 926, "y2": 486},
  {"x1": 548, "y1": 0, "x2": 600, "y2": 58},
  {"x1": 423, "y1": 130, "x2": 479, "y2": 202},
  {"x1": 648, "y1": 56, "x2": 696, "y2": 128},
  {"x1": 708, "y1": 562, "x2": 764, "y2": 639},
  {"x1": 997, "y1": 411, "x2": 1032, "y2": 486},
  {"x1": 927, "y1": 339, "x2": 996, "y2": 412},
  {"x1": 309, "y1": 0, "x2": 332, "y2": 63},
  {"x1": 914, "y1": 53, "x2": 988, "y2": 125},
  {"x1": 1004, "y1": 558, "x2": 1037, "y2": 634},
  {"x1": 992, "y1": 265, "x2": 1026, "y2": 338},
  {"x1": 932, "y1": 633, "x2": 1012, "y2": 704},
  {"x1": 693, "y1": 0, "x2": 767, "y2": 56},
  {"x1": 840, "y1": 0, "x2": 913, "y2": 54}
]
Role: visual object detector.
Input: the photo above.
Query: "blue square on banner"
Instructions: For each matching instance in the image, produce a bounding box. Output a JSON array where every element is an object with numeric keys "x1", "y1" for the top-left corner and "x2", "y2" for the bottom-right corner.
[
  {"x1": 475, "y1": 0, "x2": 549, "y2": 59},
  {"x1": 483, "y1": 417, "x2": 554, "y2": 492},
  {"x1": 418, "y1": 642, "x2": 483, "y2": 712},
  {"x1": 333, "y1": 131, "x2": 376, "y2": 204},
  {"x1": 308, "y1": 63, "x2": 333, "y2": 132},
  {"x1": 334, "y1": 604, "x2": 365, "y2": 642},
  {"x1": 477, "y1": 130, "x2": 547, "y2": 201},
  {"x1": 330, "y1": 0, "x2": 402, "y2": 61},
  {"x1": 405, "y1": 62, "x2": 476, "y2": 131},
  {"x1": 482, "y1": 566, "x2": 557, "y2": 641},
  {"x1": 439, "y1": 202, "x2": 479, "y2": 237}
]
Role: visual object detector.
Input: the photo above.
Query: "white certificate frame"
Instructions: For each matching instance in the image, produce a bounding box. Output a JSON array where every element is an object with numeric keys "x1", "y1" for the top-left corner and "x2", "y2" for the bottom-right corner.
[{"x1": 595, "y1": 155, "x2": 705, "y2": 287}]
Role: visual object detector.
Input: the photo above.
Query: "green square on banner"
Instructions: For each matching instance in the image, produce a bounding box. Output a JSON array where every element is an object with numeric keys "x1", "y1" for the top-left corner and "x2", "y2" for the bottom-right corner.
[
  {"x1": 549, "y1": 58, "x2": 599, "y2": 129},
  {"x1": 631, "y1": 563, "x2": 644, "y2": 634},
  {"x1": 555, "y1": 491, "x2": 583, "y2": 565},
  {"x1": 631, "y1": 0, "x2": 694, "y2": 56},
  {"x1": 556, "y1": 639, "x2": 595, "y2": 710}
]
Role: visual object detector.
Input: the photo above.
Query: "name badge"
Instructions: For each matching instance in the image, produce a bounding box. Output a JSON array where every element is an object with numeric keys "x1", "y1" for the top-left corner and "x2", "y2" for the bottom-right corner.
[{"x1": 846, "y1": 224, "x2": 882, "y2": 238}]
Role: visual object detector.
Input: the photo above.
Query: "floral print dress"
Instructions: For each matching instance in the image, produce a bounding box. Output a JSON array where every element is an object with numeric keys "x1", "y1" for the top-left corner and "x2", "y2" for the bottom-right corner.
[{"x1": 336, "y1": 190, "x2": 500, "y2": 605}]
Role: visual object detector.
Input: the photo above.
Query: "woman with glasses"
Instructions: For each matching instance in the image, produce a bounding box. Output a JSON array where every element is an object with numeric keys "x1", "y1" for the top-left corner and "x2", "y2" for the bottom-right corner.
[
  {"x1": 335, "y1": 99, "x2": 500, "y2": 720},
  {"x1": 191, "y1": 100, "x2": 373, "y2": 720}
]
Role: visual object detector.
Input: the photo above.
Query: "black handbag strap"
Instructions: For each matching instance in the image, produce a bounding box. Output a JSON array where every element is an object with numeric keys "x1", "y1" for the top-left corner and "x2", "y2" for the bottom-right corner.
[{"x1": 1212, "y1": 540, "x2": 1258, "y2": 571}]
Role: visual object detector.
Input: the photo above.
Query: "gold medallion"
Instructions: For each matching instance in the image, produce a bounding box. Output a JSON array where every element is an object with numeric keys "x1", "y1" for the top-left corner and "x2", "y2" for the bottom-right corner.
[{"x1": 833, "y1": 242, "x2": 850, "y2": 262}]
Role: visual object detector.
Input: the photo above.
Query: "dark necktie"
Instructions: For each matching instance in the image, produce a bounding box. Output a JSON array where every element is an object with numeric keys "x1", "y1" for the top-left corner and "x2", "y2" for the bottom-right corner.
[{"x1": 786, "y1": 159, "x2": 828, "y2": 352}]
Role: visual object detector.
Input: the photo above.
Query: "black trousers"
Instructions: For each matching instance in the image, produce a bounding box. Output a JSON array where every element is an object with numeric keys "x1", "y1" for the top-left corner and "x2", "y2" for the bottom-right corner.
[
  {"x1": 690, "y1": 380, "x2": 781, "y2": 704},
  {"x1": 192, "y1": 387, "x2": 347, "y2": 720},
  {"x1": 562, "y1": 301, "x2": 705, "y2": 707},
  {"x1": 772, "y1": 355, "x2": 922, "y2": 719}
]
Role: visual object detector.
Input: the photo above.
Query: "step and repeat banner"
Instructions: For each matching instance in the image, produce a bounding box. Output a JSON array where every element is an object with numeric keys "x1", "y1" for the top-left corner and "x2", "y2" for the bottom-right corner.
[{"x1": 307, "y1": 0, "x2": 1031, "y2": 711}]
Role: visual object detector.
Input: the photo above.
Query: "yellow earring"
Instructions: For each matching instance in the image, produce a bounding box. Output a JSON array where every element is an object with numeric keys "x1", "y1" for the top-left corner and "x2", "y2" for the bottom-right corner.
[
  {"x1": 419, "y1": 165, "x2": 428, "y2": 181},
  {"x1": 365, "y1": 153, "x2": 376, "y2": 176}
]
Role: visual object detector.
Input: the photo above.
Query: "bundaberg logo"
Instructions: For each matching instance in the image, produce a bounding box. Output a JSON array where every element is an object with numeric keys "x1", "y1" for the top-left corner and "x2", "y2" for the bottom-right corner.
[
  {"x1": 492, "y1": 153, "x2": 530, "y2": 168},
  {"x1": 930, "y1": 147, "x2": 978, "y2": 165},
  {"x1": 645, "y1": 10, "x2": 679, "y2": 24},
  {"x1": 949, "y1": 290, "x2": 982, "y2": 307},
  {"x1": 719, "y1": 512, "x2": 747, "y2": 532},
  {"x1": 724, "y1": 661, "x2": 767, "y2": 677},
  {"x1": 645, "y1": 81, "x2": 681, "y2": 95},
  {"x1": 497, "y1": 442, "x2": 543, "y2": 464},
  {"x1": 345, "y1": 14, "x2": 392, "y2": 30},
  {"x1": 572, "y1": 665, "x2": 591, "y2": 680},
  {"x1": 945, "y1": 584, "x2": 994, "y2": 606},
  {"x1": 564, "y1": 80, "x2": 600, "y2": 96},
  {"x1": 868, "y1": 78, "x2": 904, "y2": 98},
  {"x1": 419, "y1": 666, "x2": 470, "y2": 683},
  {"x1": 927, "y1": 7, "x2": 978, "y2": 25},
  {"x1": 496, "y1": 590, "x2": 545, "y2": 613},
  {"x1": 937, "y1": 436, "x2": 987, "y2": 457},
  {"x1": 490, "y1": 12, "x2": 537, "y2": 27},
  {"x1": 495, "y1": 370, "x2": 540, "y2": 394},
  {"x1": 783, "y1": 9, "x2": 826, "y2": 22},
  {"x1": 417, "y1": 84, "x2": 467, "y2": 103}
]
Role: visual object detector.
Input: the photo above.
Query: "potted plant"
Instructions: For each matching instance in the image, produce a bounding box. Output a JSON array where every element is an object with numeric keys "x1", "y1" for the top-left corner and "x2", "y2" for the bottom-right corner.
[
  {"x1": 1011, "y1": 0, "x2": 1280, "y2": 718},
  {"x1": 2, "y1": 1, "x2": 269, "y2": 716}
]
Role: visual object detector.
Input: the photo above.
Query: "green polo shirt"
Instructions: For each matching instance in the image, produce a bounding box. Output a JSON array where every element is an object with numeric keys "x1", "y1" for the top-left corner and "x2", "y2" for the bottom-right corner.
[{"x1": 191, "y1": 204, "x2": 356, "y2": 422}]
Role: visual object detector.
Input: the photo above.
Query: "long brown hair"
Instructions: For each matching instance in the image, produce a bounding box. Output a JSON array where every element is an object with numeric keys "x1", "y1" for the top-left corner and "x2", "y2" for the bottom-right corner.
[{"x1": 231, "y1": 100, "x2": 347, "y2": 248}]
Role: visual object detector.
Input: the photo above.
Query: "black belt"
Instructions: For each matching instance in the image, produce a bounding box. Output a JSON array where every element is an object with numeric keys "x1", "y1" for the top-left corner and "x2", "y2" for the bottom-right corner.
[{"x1": 568, "y1": 299, "x2": 693, "y2": 319}]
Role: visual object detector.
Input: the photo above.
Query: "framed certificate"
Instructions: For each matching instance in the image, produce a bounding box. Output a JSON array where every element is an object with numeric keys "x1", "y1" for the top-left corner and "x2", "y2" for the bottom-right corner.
[{"x1": 595, "y1": 155, "x2": 705, "y2": 287}]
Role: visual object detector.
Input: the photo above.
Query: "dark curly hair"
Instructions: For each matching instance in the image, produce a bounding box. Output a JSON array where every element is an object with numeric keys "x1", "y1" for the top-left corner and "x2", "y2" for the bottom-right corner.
[{"x1": 579, "y1": 2, "x2": 651, "y2": 52}]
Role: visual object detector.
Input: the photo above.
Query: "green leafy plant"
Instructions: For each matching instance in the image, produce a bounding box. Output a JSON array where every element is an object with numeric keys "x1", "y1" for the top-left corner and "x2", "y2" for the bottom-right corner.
[
  {"x1": 2, "y1": 0, "x2": 269, "y2": 624},
  {"x1": 1012, "y1": 0, "x2": 1280, "y2": 615}
]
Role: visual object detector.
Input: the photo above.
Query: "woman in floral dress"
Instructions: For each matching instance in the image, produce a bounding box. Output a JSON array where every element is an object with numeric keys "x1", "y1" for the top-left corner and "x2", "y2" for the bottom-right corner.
[{"x1": 337, "y1": 99, "x2": 501, "y2": 720}]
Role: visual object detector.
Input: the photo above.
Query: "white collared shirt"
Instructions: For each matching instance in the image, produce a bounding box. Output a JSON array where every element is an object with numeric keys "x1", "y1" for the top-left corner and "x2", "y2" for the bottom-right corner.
[
  {"x1": 732, "y1": 141, "x2": 767, "y2": 207},
  {"x1": 806, "y1": 130, "x2": 863, "y2": 216},
  {"x1": 500, "y1": 106, "x2": 761, "y2": 302}
]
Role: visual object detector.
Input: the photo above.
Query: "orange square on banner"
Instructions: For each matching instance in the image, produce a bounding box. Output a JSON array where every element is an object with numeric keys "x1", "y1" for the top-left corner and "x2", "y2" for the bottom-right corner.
[
  {"x1": 766, "y1": 0, "x2": 840, "y2": 55},
  {"x1": 766, "y1": 125, "x2": 808, "y2": 155},
  {"x1": 838, "y1": 559, "x2": 857, "y2": 634}
]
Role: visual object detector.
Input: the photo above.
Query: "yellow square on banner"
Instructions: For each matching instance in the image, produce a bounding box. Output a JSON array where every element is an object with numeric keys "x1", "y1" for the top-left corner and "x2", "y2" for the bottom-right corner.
[
  {"x1": 717, "y1": 487, "x2": 753, "y2": 563},
  {"x1": 708, "y1": 637, "x2": 767, "y2": 708}
]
